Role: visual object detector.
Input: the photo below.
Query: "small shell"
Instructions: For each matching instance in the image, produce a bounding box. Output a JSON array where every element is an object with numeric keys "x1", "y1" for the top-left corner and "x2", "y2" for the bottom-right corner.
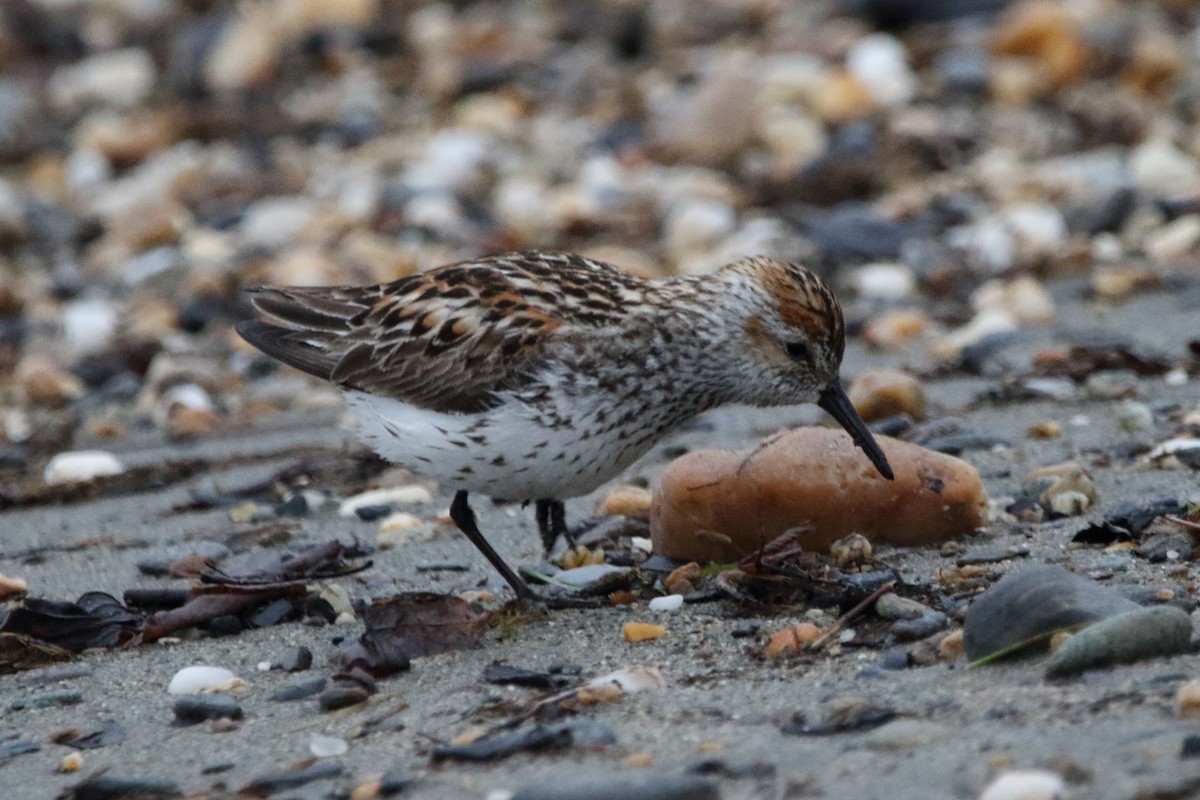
[
  {"x1": 648, "y1": 594, "x2": 684, "y2": 613},
  {"x1": 310, "y1": 734, "x2": 349, "y2": 758},
  {"x1": 43, "y1": 451, "x2": 126, "y2": 485},
  {"x1": 339, "y1": 486, "x2": 433, "y2": 516},
  {"x1": 587, "y1": 666, "x2": 666, "y2": 693}
]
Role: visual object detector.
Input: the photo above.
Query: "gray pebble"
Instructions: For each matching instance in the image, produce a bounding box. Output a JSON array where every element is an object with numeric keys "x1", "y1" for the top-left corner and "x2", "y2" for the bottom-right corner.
[
  {"x1": 1044, "y1": 605, "x2": 1194, "y2": 679},
  {"x1": 173, "y1": 694, "x2": 243, "y2": 724},
  {"x1": 512, "y1": 775, "x2": 719, "y2": 800}
]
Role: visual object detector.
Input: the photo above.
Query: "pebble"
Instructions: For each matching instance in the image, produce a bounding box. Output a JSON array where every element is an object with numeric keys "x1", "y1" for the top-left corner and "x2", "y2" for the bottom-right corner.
[
  {"x1": 1177, "y1": 681, "x2": 1200, "y2": 719},
  {"x1": 1130, "y1": 137, "x2": 1200, "y2": 196},
  {"x1": 850, "y1": 263, "x2": 917, "y2": 301},
  {"x1": 43, "y1": 451, "x2": 126, "y2": 485},
  {"x1": 167, "y1": 666, "x2": 243, "y2": 695},
  {"x1": 277, "y1": 646, "x2": 313, "y2": 672},
  {"x1": 848, "y1": 369, "x2": 926, "y2": 422},
  {"x1": 862, "y1": 719, "x2": 946, "y2": 751},
  {"x1": 59, "y1": 752, "x2": 84, "y2": 773},
  {"x1": 16, "y1": 355, "x2": 85, "y2": 407},
  {"x1": 599, "y1": 485, "x2": 653, "y2": 518},
  {"x1": 1044, "y1": 605, "x2": 1194, "y2": 679},
  {"x1": 173, "y1": 694, "x2": 244, "y2": 724},
  {"x1": 10, "y1": 690, "x2": 82, "y2": 711},
  {"x1": 653, "y1": 428, "x2": 987, "y2": 561},
  {"x1": 339, "y1": 486, "x2": 434, "y2": 517},
  {"x1": 0, "y1": 574, "x2": 28, "y2": 601},
  {"x1": 49, "y1": 48, "x2": 157, "y2": 111},
  {"x1": 846, "y1": 34, "x2": 916, "y2": 108},
  {"x1": 310, "y1": 734, "x2": 349, "y2": 758},
  {"x1": 623, "y1": 622, "x2": 666, "y2": 643},
  {"x1": 763, "y1": 622, "x2": 822, "y2": 658},
  {"x1": 320, "y1": 683, "x2": 371, "y2": 712},
  {"x1": 512, "y1": 775, "x2": 718, "y2": 800},
  {"x1": 977, "y1": 770, "x2": 1065, "y2": 800},
  {"x1": 863, "y1": 309, "x2": 933, "y2": 350},
  {"x1": 271, "y1": 677, "x2": 328, "y2": 702},
  {"x1": 648, "y1": 594, "x2": 684, "y2": 613},
  {"x1": 555, "y1": 564, "x2": 631, "y2": 594},
  {"x1": 874, "y1": 593, "x2": 931, "y2": 621},
  {"x1": 963, "y1": 565, "x2": 1142, "y2": 664}
]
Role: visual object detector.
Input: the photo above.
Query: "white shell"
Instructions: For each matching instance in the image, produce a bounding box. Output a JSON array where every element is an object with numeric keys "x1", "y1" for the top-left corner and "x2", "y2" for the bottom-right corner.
[
  {"x1": 978, "y1": 770, "x2": 1065, "y2": 800},
  {"x1": 587, "y1": 666, "x2": 666, "y2": 694},
  {"x1": 338, "y1": 485, "x2": 433, "y2": 516},
  {"x1": 43, "y1": 451, "x2": 126, "y2": 485},
  {"x1": 167, "y1": 666, "x2": 240, "y2": 695}
]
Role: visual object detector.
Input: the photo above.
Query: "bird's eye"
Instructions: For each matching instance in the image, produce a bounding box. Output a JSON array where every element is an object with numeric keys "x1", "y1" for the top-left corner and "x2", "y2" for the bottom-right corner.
[{"x1": 785, "y1": 341, "x2": 810, "y2": 360}]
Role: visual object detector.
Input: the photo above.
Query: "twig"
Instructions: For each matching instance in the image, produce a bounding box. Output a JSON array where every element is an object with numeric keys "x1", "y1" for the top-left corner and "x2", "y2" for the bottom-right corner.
[{"x1": 806, "y1": 580, "x2": 895, "y2": 651}]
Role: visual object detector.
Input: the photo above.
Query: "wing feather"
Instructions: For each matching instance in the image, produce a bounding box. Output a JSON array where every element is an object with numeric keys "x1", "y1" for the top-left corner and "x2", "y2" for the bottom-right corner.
[{"x1": 238, "y1": 252, "x2": 644, "y2": 413}]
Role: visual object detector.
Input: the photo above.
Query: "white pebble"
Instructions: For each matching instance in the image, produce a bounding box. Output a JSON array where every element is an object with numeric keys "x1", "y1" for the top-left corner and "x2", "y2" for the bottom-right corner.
[
  {"x1": 648, "y1": 594, "x2": 684, "y2": 613},
  {"x1": 240, "y1": 197, "x2": 316, "y2": 250},
  {"x1": 63, "y1": 298, "x2": 119, "y2": 353},
  {"x1": 1131, "y1": 137, "x2": 1200, "y2": 195},
  {"x1": 49, "y1": 48, "x2": 156, "y2": 111},
  {"x1": 852, "y1": 263, "x2": 917, "y2": 301},
  {"x1": 587, "y1": 666, "x2": 666, "y2": 693},
  {"x1": 256, "y1": 661, "x2": 272, "y2": 672},
  {"x1": 404, "y1": 129, "x2": 491, "y2": 194},
  {"x1": 665, "y1": 200, "x2": 736, "y2": 260},
  {"x1": 309, "y1": 734, "x2": 349, "y2": 758},
  {"x1": 1004, "y1": 204, "x2": 1066, "y2": 261},
  {"x1": 44, "y1": 451, "x2": 126, "y2": 485},
  {"x1": 846, "y1": 34, "x2": 916, "y2": 107},
  {"x1": 167, "y1": 666, "x2": 240, "y2": 695},
  {"x1": 630, "y1": 536, "x2": 653, "y2": 554},
  {"x1": 339, "y1": 486, "x2": 434, "y2": 516},
  {"x1": 161, "y1": 383, "x2": 215, "y2": 414},
  {"x1": 403, "y1": 192, "x2": 464, "y2": 236},
  {"x1": 1164, "y1": 368, "x2": 1188, "y2": 386},
  {"x1": 949, "y1": 218, "x2": 1015, "y2": 273},
  {"x1": 1144, "y1": 214, "x2": 1200, "y2": 263},
  {"x1": 978, "y1": 769, "x2": 1065, "y2": 800}
]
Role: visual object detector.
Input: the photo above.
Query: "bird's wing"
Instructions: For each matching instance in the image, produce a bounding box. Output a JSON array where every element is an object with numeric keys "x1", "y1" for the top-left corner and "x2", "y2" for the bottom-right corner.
[{"x1": 236, "y1": 252, "x2": 643, "y2": 413}]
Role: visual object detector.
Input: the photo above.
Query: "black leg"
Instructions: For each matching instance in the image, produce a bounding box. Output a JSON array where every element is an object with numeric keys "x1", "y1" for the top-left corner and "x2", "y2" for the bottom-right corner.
[
  {"x1": 450, "y1": 490, "x2": 539, "y2": 602},
  {"x1": 535, "y1": 499, "x2": 575, "y2": 555},
  {"x1": 450, "y1": 492, "x2": 599, "y2": 609}
]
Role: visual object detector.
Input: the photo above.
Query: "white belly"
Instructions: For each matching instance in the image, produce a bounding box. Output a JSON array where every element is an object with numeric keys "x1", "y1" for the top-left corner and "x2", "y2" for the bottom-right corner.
[{"x1": 342, "y1": 389, "x2": 656, "y2": 500}]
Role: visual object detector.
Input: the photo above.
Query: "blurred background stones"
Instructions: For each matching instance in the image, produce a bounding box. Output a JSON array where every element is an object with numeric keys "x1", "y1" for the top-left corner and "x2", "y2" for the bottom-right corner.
[{"x1": 0, "y1": 0, "x2": 1197, "y2": 459}]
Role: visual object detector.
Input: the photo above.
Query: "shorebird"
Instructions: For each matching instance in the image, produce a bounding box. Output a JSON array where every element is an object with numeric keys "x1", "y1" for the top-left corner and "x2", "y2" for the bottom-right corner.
[{"x1": 237, "y1": 252, "x2": 893, "y2": 604}]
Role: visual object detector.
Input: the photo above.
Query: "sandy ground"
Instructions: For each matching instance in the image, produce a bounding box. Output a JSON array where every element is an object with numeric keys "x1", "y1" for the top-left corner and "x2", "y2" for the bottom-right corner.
[{"x1": 2, "y1": 282, "x2": 1200, "y2": 800}]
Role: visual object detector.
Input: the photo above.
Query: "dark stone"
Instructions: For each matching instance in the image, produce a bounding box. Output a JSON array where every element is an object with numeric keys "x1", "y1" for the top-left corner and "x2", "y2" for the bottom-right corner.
[
  {"x1": 916, "y1": 432, "x2": 1010, "y2": 455},
  {"x1": 123, "y1": 588, "x2": 189, "y2": 611},
  {"x1": 277, "y1": 645, "x2": 314, "y2": 672},
  {"x1": 379, "y1": 770, "x2": 414, "y2": 796},
  {"x1": 172, "y1": 695, "x2": 243, "y2": 725},
  {"x1": 431, "y1": 724, "x2": 575, "y2": 762},
  {"x1": 271, "y1": 676, "x2": 327, "y2": 702},
  {"x1": 891, "y1": 612, "x2": 949, "y2": 641},
  {"x1": 10, "y1": 689, "x2": 82, "y2": 710},
  {"x1": 273, "y1": 494, "x2": 309, "y2": 517},
  {"x1": 207, "y1": 615, "x2": 243, "y2": 637},
  {"x1": 1182, "y1": 735, "x2": 1200, "y2": 759},
  {"x1": 483, "y1": 661, "x2": 572, "y2": 690},
  {"x1": 319, "y1": 683, "x2": 370, "y2": 712},
  {"x1": 241, "y1": 762, "x2": 343, "y2": 795},
  {"x1": 354, "y1": 503, "x2": 394, "y2": 521},
  {"x1": 878, "y1": 645, "x2": 910, "y2": 670},
  {"x1": 246, "y1": 598, "x2": 296, "y2": 628},
  {"x1": 512, "y1": 775, "x2": 719, "y2": 800},
  {"x1": 0, "y1": 739, "x2": 39, "y2": 767},
  {"x1": 67, "y1": 774, "x2": 181, "y2": 799}
]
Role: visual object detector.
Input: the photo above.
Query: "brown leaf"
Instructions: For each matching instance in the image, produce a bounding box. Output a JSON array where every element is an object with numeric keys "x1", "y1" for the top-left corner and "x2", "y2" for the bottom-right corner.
[{"x1": 339, "y1": 593, "x2": 491, "y2": 677}]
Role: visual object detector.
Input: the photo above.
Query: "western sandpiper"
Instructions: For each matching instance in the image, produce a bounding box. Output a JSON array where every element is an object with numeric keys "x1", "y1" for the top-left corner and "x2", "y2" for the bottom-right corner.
[{"x1": 237, "y1": 252, "x2": 893, "y2": 604}]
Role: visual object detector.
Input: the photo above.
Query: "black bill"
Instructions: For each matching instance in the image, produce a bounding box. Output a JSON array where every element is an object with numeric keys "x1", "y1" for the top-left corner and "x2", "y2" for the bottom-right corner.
[{"x1": 817, "y1": 379, "x2": 895, "y2": 481}]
